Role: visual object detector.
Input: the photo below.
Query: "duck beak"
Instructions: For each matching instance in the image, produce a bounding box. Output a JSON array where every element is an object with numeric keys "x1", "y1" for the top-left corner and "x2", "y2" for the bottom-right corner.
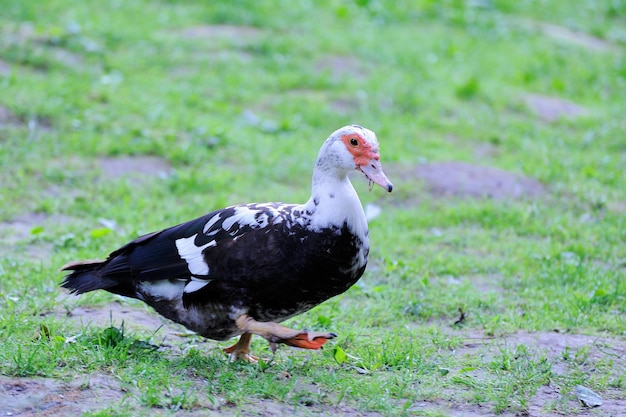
[{"x1": 358, "y1": 158, "x2": 393, "y2": 193}]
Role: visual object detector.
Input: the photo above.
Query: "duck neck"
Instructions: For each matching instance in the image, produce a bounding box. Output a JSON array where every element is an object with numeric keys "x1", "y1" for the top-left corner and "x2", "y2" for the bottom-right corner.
[{"x1": 303, "y1": 164, "x2": 368, "y2": 237}]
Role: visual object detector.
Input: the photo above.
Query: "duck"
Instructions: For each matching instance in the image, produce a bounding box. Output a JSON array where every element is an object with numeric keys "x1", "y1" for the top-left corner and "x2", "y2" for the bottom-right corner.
[{"x1": 61, "y1": 124, "x2": 393, "y2": 362}]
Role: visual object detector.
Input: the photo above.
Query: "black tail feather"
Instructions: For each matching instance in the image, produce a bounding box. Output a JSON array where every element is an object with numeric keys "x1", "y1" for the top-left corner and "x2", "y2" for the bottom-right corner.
[{"x1": 61, "y1": 260, "x2": 119, "y2": 295}]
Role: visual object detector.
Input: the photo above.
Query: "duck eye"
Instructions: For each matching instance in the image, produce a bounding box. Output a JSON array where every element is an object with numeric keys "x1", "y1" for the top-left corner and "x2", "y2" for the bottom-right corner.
[{"x1": 349, "y1": 138, "x2": 359, "y2": 146}]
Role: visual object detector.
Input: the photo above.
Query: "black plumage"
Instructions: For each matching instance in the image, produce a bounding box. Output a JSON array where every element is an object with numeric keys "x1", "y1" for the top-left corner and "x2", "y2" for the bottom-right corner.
[
  {"x1": 62, "y1": 204, "x2": 365, "y2": 335},
  {"x1": 61, "y1": 125, "x2": 392, "y2": 361}
]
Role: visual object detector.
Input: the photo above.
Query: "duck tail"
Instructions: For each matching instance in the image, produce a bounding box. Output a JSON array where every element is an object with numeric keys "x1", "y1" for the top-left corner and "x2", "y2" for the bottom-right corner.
[{"x1": 60, "y1": 260, "x2": 114, "y2": 294}]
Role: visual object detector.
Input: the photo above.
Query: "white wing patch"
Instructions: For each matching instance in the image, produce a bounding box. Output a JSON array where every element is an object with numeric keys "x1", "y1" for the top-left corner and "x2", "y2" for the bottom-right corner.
[
  {"x1": 203, "y1": 213, "x2": 221, "y2": 235},
  {"x1": 222, "y1": 206, "x2": 264, "y2": 231},
  {"x1": 220, "y1": 205, "x2": 287, "y2": 233},
  {"x1": 184, "y1": 277, "x2": 211, "y2": 294},
  {"x1": 141, "y1": 280, "x2": 184, "y2": 301},
  {"x1": 175, "y1": 234, "x2": 216, "y2": 276},
  {"x1": 175, "y1": 203, "x2": 302, "y2": 295}
]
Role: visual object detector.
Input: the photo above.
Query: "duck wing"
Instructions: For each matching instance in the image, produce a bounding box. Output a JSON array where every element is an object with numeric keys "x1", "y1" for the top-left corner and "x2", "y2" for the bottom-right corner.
[{"x1": 63, "y1": 203, "x2": 301, "y2": 301}]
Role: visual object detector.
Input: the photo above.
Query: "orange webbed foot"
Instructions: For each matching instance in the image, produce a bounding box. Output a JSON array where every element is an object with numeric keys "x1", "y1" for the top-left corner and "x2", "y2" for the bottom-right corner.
[
  {"x1": 235, "y1": 314, "x2": 336, "y2": 352},
  {"x1": 279, "y1": 331, "x2": 337, "y2": 350}
]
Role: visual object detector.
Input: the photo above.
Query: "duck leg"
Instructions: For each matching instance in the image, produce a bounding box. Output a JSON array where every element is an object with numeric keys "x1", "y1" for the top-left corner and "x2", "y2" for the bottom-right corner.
[
  {"x1": 235, "y1": 314, "x2": 336, "y2": 352},
  {"x1": 223, "y1": 332, "x2": 258, "y2": 363}
]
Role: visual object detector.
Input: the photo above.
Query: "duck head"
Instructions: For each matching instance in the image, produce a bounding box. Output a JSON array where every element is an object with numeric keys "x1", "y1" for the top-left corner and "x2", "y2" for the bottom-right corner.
[{"x1": 318, "y1": 125, "x2": 393, "y2": 193}]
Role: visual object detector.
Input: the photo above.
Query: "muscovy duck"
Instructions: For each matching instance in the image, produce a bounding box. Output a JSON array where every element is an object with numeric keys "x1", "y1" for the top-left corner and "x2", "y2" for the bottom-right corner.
[{"x1": 61, "y1": 125, "x2": 393, "y2": 361}]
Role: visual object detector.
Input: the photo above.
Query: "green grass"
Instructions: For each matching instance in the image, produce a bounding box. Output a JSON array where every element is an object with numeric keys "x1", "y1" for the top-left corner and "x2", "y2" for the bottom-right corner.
[{"x1": 1, "y1": 0, "x2": 625, "y2": 415}]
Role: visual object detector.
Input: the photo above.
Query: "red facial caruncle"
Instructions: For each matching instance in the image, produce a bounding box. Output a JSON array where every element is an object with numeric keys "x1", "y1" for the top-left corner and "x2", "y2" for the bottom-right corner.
[{"x1": 341, "y1": 133, "x2": 393, "y2": 193}]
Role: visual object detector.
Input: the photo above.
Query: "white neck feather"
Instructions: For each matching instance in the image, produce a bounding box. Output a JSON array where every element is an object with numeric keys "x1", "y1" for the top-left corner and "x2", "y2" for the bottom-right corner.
[{"x1": 303, "y1": 167, "x2": 368, "y2": 239}]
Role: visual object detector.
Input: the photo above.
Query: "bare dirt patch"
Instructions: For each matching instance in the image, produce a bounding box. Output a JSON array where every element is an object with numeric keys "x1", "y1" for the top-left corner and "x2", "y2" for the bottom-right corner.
[
  {"x1": 58, "y1": 299, "x2": 202, "y2": 346},
  {"x1": 503, "y1": 331, "x2": 626, "y2": 360},
  {"x1": 234, "y1": 400, "x2": 383, "y2": 417},
  {"x1": 0, "y1": 157, "x2": 171, "y2": 258},
  {"x1": 329, "y1": 96, "x2": 362, "y2": 114},
  {"x1": 458, "y1": 273, "x2": 505, "y2": 294},
  {"x1": 0, "y1": 105, "x2": 20, "y2": 127},
  {"x1": 1, "y1": 213, "x2": 74, "y2": 244},
  {"x1": 51, "y1": 48, "x2": 84, "y2": 69},
  {"x1": 315, "y1": 55, "x2": 367, "y2": 81},
  {"x1": 97, "y1": 155, "x2": 173, "y2": 180},
  {"x1": 524, "y1": 93, "x2": 588, "y2": 122},
  {"x1": 407, "y1": 161, "x2": 544, "y2": 200},
  {"x1": 0, "y1": 104, "x2": 52, "y2": 130},
  {"x1": 279, "y1": 89, "x2": 364, "y2": 114},
  {"x1": 0, "y1": 374, "x2": 127, "y2": 417},
  {"x1": 533, "y1": 21, "x2": 619, "y2": 53},
  {"x1": 451, "y1": 330, "x2": 626, "y2": 416},
  {"x1": 172, "y1": 24, "x2": 261, "y2": 65},
  {"x1": 458, "y1": 330, "x2": 626, "y2": 366},
  {"x1": 0, "y1": 60, "x2": 11, "y2": 76},
  {"x1": 0, "y1": 212, "x2": 75, "y2": 260},
  {"x1": 0, "y1": 372, "x2": 375, "y2": 417},
  {"x1": 179, "y1": 24, "x2": 264, "y2": 43},
  {"x1": 607, "y1": 201, "x2": 626, "y2": 214}
]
